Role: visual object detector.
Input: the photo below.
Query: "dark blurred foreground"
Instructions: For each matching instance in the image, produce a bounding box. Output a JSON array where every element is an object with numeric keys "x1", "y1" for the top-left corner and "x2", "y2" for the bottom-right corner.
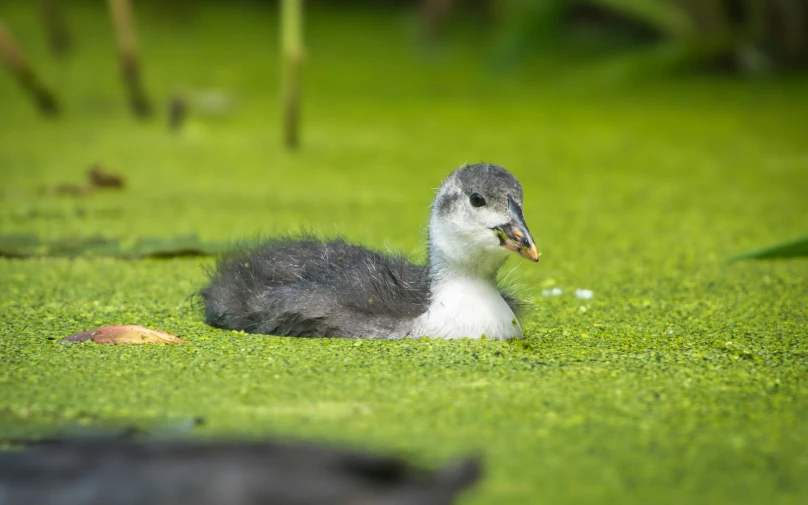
[{"x1": 0, "y1": 436, "x2": 480, "y2": 505}]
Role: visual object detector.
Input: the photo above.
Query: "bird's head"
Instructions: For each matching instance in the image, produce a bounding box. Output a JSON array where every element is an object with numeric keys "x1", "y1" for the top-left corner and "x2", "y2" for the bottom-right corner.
[{"x1": 429, "y1": 163, "x2": 539, "y2": 275}]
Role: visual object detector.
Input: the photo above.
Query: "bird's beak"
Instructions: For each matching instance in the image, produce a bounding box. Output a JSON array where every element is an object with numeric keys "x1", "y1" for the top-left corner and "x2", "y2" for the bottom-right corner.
[{"x1": 492, "y1": 195, "x2": 540, "y2": 262}]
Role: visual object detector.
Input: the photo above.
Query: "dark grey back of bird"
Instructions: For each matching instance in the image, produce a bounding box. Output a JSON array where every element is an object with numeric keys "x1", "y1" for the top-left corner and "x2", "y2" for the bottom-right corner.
[
  {"x1": 0, "y1": 437, "x2": 481, "y2": 505},
  {"x1": 200, "y1": 236, "x2": 431, "y2": 339}
]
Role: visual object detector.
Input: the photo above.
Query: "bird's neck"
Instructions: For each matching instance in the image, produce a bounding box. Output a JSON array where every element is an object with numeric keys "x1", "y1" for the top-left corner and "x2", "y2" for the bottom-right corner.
[
  {"x1": 420, "y1": 231, "x2": 520, "y2": 341},
  {"x1": 428, "y1": 247, "x2": 505, "y2": 287},
  {"x1": 427, "y1": 219, "x2": 507, "y2": 288}
]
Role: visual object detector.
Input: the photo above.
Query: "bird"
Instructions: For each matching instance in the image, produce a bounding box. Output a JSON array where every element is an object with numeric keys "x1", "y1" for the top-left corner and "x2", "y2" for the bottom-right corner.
[
  {"x1": 0, "y1": 436, "x2": 481, "y2": 505},
  {"x1": 200, "y1": 163, "x2": 539, "y2": 340}
]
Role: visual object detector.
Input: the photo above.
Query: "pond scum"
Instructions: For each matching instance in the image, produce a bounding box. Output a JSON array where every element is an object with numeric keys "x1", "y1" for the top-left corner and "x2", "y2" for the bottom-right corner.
[{"x1": 0, "y1": 2, "x2": 807, "y2": 504}]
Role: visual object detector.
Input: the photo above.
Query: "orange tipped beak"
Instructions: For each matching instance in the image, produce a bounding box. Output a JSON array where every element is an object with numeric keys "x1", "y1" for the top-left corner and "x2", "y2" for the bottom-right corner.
[
  {"x1": 499, "y1": 224, "x2": 540, "y2": 262},
  {"x1": 523, "y1": 242, "x2": 541, "y2": 262},
  {"x1": 493, "y1": 195, "x2": 540, "y2": 263}
]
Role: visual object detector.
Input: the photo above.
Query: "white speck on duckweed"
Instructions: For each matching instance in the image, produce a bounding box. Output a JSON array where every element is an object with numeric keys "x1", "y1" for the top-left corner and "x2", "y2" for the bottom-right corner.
[
  {"x1": 575, "y1": 289, "x2": 594, "y2": 300},
  {"x1": 542, "y1": 287, "x2": 563, "y2": 296}
]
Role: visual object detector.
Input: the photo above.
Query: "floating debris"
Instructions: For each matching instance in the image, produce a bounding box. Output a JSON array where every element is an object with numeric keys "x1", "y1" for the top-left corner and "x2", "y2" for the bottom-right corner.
[
  {"x1": 574, "y1": 289, "x2": 593, "y2": 300},
  {"x1": 88, "y1": 164, "x2": 125, "y2": 189},
  {"x1": 40, "y1": 164, "x2": 125, "y2": 197},
  {"x1": 541, "y1": 287, "x2": 563, "y2": 297},
  {"x1": 0, "y1": 233, "x2": 230, "y2": 259},
  {"x1": 59, "y1": 325, "x2": 182, "y2": 345}
]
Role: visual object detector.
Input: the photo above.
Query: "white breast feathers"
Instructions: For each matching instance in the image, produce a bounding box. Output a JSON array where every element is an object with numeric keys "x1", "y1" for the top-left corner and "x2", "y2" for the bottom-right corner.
[{"x1": 412, "y1": 276, "x2": 523, "y2": 340}]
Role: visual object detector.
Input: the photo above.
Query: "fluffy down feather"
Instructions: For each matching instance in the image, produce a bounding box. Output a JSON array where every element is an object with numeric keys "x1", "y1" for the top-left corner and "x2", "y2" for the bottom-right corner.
[{"x1": 200, "y1": 235, "x2": 522, "y2": 339}]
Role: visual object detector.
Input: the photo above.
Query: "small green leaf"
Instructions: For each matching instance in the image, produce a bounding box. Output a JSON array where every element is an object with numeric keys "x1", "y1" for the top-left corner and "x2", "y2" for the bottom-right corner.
[{"x1": 729, "y1": 234, "x2": 808, "y2": 262}]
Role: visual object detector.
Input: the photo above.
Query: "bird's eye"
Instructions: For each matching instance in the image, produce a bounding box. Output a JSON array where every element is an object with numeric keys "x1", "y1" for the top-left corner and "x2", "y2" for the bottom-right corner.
[{"x1": 469, "y1": 193, "x2": 486, "y2": 207}]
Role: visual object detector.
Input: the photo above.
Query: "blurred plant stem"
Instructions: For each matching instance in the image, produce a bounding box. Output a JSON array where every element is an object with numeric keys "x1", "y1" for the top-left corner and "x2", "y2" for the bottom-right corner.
[
  {"x1": 107, "y1": 0, "x2": 151, "y2": 118},
  {"x1": 420, "y1": 0, "x2": 454, "y2": 45},
  {"x1": 0, "y1": 19, "x2": 59, "y2": 115},
  {"x1": 281, "y1": 0, "x2": 303, "y2": 150},
  {"x1": 39, "y1": 0, "x2": 71, "y2": 55}
]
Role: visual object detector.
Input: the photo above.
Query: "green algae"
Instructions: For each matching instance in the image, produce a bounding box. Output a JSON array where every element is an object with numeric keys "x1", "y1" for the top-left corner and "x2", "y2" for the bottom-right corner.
[{"x1": 1, "y1": 2, "x2": 808, "y2": 505}]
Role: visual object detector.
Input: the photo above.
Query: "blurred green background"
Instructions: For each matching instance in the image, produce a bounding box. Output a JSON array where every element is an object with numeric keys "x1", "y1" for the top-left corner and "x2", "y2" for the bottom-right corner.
[{"x1": 1, "y1": 1, "x2": 807, "y2": 504}]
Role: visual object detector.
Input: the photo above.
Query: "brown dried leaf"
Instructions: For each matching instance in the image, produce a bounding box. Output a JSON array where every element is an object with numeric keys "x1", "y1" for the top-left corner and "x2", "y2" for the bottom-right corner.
[
  {"x1": 88, "y1": 164, "x2": 125, "y2": 189},
  {"x1": 59, "y1": 325, "x2": 182, "y2": 345}
]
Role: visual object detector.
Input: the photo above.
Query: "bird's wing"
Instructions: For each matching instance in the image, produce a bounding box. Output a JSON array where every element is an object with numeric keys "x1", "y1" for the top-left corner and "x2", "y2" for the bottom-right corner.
[{"x1": 201, "y1": 236, "x2": 429, "y2": 338}]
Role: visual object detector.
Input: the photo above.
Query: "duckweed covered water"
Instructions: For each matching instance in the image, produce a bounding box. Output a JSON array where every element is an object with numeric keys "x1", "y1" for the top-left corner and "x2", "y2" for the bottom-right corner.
[{"x1": 1, "y1": 3, "x2": 807, "y2": 504}]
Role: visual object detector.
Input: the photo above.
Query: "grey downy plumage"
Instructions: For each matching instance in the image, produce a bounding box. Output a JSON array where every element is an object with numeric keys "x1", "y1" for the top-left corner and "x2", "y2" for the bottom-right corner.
[{"x1": 0, "y1": 436, "x2": 481, "y2": 505}]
